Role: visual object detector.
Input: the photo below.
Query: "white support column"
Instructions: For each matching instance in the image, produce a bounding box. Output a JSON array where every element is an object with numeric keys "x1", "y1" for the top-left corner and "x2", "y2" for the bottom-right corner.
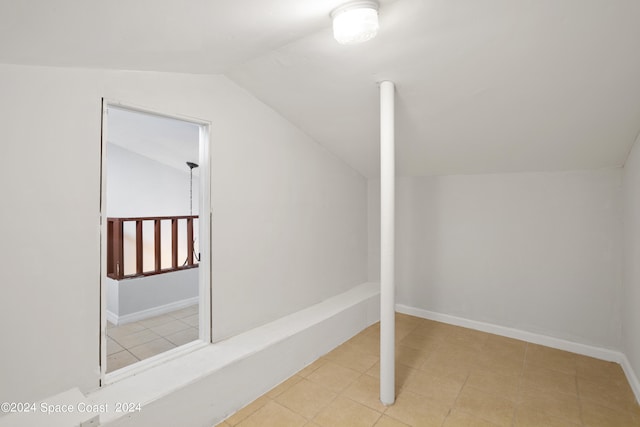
[{"x1": 379, "y1": 80, "x2": 395, "y2": 406}]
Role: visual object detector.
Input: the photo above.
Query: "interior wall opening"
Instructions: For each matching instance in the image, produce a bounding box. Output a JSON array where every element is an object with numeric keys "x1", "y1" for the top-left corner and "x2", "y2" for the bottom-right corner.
[{"x1": 100, "y1": 102, "x2": 211, "y2": 378}]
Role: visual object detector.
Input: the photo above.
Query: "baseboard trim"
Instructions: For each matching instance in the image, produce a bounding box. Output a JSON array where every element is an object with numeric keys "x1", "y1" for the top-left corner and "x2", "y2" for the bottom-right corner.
[
  {"x1": 106, "y1": 310, "x2": 118, "y2": 326},
  {"x1": 396, "y1": 304, "x2": 620, "y2": 361},
  {"x1": 396, "y1": 304, "x2": 640, "y2": 404},
  {"x1": 621, "y1": 354, "x2": 640, "y2": 405},
  {"x1": 111, "y1": 297, "x2": 199, "y2": 325}
]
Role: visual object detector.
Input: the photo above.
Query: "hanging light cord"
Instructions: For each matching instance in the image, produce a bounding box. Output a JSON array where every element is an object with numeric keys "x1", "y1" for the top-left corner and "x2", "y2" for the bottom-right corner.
[{"x1": 184, "y1": 164, "x2": 201, "y2": 265}]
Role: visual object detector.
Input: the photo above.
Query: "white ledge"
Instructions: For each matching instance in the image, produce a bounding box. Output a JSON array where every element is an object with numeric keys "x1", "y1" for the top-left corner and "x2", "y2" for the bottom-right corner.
[{"x1": 90, "y1": 282, "x2": 380, "y2": 424}]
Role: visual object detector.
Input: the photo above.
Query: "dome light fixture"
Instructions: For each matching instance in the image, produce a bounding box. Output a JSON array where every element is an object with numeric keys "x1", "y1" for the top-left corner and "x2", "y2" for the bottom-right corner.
[{"x1": 331, "y1": 1, "x2": 379, "y2": 45}]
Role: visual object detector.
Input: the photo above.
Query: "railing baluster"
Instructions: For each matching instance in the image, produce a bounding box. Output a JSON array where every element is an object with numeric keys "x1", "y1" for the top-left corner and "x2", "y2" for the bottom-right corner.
[
  {"x1": 107, "y1": 219, "x2": 114, "y2": 277},
  {"x1": 136, "y1": 220, "x2": 143, "y2": 275},
  {"x1": 171, "y1": 218, "x2": 178, "y2": 269},
  {"x1": 154, "y1": 219, "x2": 161, "y2": 273},
  {"x1": 113, "y1": 218, "x2": 124, "y2": 279},
  {"x1": 187, "y1": 217, "x2": 194, "y2": 266}
]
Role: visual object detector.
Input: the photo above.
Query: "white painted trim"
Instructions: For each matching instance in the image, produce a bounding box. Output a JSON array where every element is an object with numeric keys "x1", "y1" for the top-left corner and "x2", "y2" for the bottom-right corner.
[
  {"x1": 100, "y1": 99, "x2": 109, "y2": 384},
  {"x1": 108, "y1": 297, "x2": 199, "y2": 326},
  {"x1": 396, "y1": 304, "x2": 621, "y2": 362},
  {"x1": 106, "y1": 310, "x2": 118, "y2": 326},
  {"x1": 100, "y1": 99, "x2": 213, "y2": 386},
  {"x1": 396, "y1": 304, "x2": 640, "y2": 404},
  {"x1": 621, "y1": 354, "x2": 640, "y2": 404}
]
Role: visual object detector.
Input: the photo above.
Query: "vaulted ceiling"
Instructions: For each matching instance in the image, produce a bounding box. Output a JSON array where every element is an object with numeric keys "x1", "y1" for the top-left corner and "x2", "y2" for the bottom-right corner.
[{"x1": 1, "y1": 0, "x2": 640, "y2": 177}]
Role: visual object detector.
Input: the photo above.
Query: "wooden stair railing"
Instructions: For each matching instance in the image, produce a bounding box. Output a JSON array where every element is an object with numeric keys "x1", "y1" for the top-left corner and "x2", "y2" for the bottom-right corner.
[{"x1": 106, "y1": 215, "x2": 199, "y2": 280}]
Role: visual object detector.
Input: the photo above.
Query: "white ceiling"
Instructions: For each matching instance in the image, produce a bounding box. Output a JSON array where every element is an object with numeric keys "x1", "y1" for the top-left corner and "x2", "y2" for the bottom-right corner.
[{"x1": 2, "y1": 0, "x2": 640, "y2": 177}]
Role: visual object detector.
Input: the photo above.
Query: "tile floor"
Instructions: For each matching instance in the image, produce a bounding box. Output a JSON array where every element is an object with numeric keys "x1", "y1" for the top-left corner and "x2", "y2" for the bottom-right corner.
[
  {"x1": 106, "y1": 304, "x2": 199, "y2": 372},
  {"x1": 215, "y1": 313, "x2": 640, "y2": 427}
]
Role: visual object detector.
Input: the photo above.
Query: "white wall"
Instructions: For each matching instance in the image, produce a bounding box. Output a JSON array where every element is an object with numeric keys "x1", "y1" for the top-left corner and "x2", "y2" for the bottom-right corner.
[
  {"x1": 623, "y1": 137, "x2": 640, "y2": 380},
  {"x1": 107, "y1": 268, "x2": 198, "y2": 323},
  {"x1": 369, "y1": 169, "x2": 622, "y2": 349},
  {"x1": 106, "y1": 143, "x2": 200, "y2": 218},
  {"x1": 0, "y1": 63, "x2": 367, "y2": 404}
]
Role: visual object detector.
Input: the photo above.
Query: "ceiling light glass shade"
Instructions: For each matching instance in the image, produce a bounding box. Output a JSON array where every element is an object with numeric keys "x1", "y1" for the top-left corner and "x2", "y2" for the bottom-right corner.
[{"x1": 331, "y1": 1, "x2": 379, "y2": 45}]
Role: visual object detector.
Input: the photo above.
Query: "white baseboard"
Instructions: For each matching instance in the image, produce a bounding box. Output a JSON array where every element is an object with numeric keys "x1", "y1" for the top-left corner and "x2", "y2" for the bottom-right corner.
[
  {"x1": 396, "y1": 304, "x2": 640, "y2": 404},
  {"x1": 620, "y1": 354, "x2": 640, "y2": 405},
  {"x1": 106, "y1": 310, "x2": 118, "y2": 326},
  {"x1": 396, "y1": 304, "x2": 621, "y2": 362},
  {"x1": 110, "y1": 297, "x2": 199, "y2": 325}
]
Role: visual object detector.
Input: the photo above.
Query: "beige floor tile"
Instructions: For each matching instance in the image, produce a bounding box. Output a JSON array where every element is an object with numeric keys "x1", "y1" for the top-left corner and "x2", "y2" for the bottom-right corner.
[
  {"x1": 578, "y1": 376, "x2": 640, "y2": 414},
  {"x1": 394, "y1": 320, "x2": 420, "y2": 342},
  {"x1": 384, "y1": 390, "x2": 449, "y2": 427},
  {"x1": 214, "y1": 421, "x2": 231, "y2": 427},
  {"x1": 112, "y1": 328, "x2": 162, "y2": 349},
  {"x1": 149, "y1": 319, "x2": 192, "y2": 336},
  {"x1": 465, "y1": 369, "x2": 520, "y2": 401},
  {"x1": 454, "y1": 386, "x2": 516, "y2": 427},
  {"x1": 137, "y1": 313, "x2": 176, "y2": 328},
  {"x1": 443, "y1": 328, "x2": 489, "y2": 351},
  {"x1": 106, "y1": 337, "x2": 124, "y2": 356},
  {"x1": 433, "y1": 341, "x2": 480, "y2": 365},
  {"x1": 307, "y1": 361, "x2": 361, "y2": 393},
  {"x1": 128, "y1": 337, "x2": 176, "y2": 360},
  {"x1": 398, "y1": 331, "x2": 442, "y2": 353},
  {"x1": 514, "y1": 406, "x2": 580, "y2": 427},
  {"x1": 237, "y1": 401, "x2": 306, "y2": 427},
  {"x1": 324, "y1": 343, "x2": 379, "y2": 373},
  {"x1": 526, "y1": 344, "x2": 577, "y2": 375},
  {"x1": 442, "y1": 409, "x2": 501, "y2": 427},
  {"x1": 403, "y1": 369, "x2": 465, "y2": 407},
  {"x1": 226, "y1": 395, "x2": 270, "y2": 426},
  {"x1": 169, "y1": 305, "x2": 198, "y2": 319},
  {"x1": 518, "y1": 386, "x2": 581, "y2": 424},
  {"x1": 481, "y1": 335, "x2": 527, "y2": 361},
  {"x1": 182, "y1": 313, "x2": 199, "y2": 327},
  {"x1": 313, "y1": 396, "x2": 382, "y2": 427},
  {"x1": 106, "y1": 350, "x2": 139, "y2": 372},
  {"x1": 373, "y1": 415, "x2": 410, "y2": 427},
  {"x1": 581, "y1": 399, "x2": 640, "y2": 427},
  {"x1": 521, "y1": 363, "x2": 577, "y2": 396},
  {"x1": 164, "y1": 327, "x2": 199, "y2": 346},
  {"x1": 396, "y1": 345, "x2": 430, "y2": 369},
  {"x1": 474, "y1": 352, "x2": 524, "y2": 378},
  {"x1": 579, "y1": 356, "x2": 630, "y2": 387},
  {"x1": 342, "y1": 373, "x2": 388, "y2": 412},
  {"x1": 275, "y1": 378, "x2": 337, "y2": 419},
  {"x1": 298, "y1": 358, "x2": 327, "y2": 378},
  {"x1": 348, "y1": 334, "x2": 381, "y2": 356},
  {"x1": 366, "y1": 361, "x2": 417, "y2": 392},
  {"x1": 106, "y1": 322, "x2": 146, "y2": 340},
  {"x1": 361, "y1": 322, "x2": 381, "y2": 337},
  {"x1": 267, "y1": 375, "x2": 304, "y2": 398},
  {"x1": 420, "y1": 355, "x2": 473, "y2": 383}
]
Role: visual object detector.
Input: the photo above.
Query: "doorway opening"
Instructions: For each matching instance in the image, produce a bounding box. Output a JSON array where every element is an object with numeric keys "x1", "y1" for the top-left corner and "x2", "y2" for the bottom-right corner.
[{"x1": 100, "y1": 101, "x2": 211, "y2": 381}]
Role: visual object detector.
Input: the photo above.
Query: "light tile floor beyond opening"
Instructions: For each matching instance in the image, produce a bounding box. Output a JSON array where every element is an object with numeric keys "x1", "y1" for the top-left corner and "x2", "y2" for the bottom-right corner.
[
  {"x1": 106, "y1": 305, "x2": 199, "y2": 372},
  {"x1": 216, "y1": 313, "x2": 640, "y2": 427}
]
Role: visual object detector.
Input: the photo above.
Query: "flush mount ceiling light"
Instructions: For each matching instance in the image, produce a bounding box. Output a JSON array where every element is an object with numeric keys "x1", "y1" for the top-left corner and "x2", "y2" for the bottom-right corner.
[{"x1": 331, "y1": 1, "x2": 379, "y2": 45}]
